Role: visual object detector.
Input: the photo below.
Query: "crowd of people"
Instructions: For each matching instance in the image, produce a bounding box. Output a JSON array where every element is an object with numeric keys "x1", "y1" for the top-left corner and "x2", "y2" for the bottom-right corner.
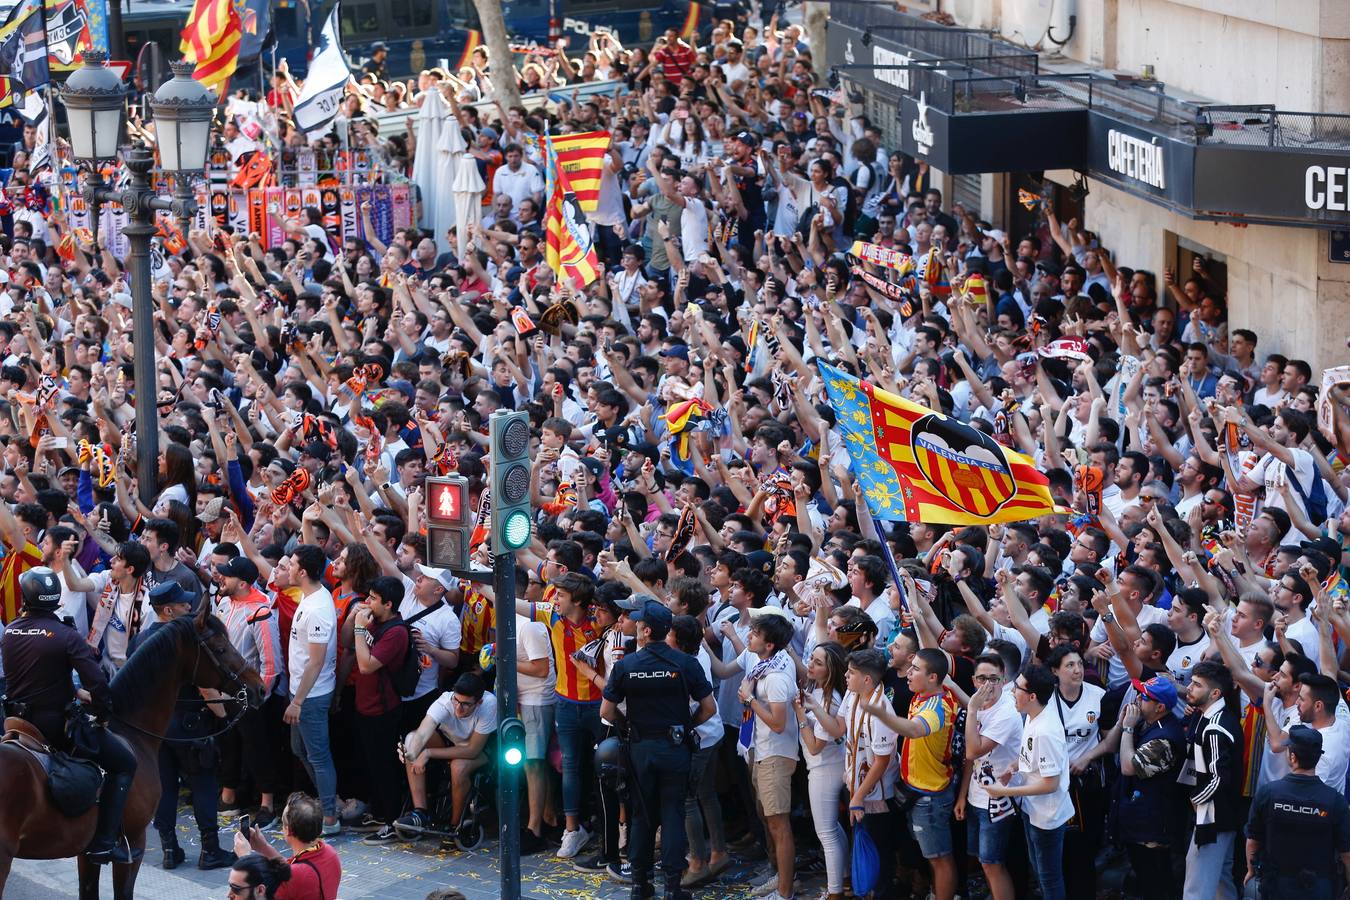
[{"x1": 1, "y1": 5, "x2": 1350, "y2": 900}]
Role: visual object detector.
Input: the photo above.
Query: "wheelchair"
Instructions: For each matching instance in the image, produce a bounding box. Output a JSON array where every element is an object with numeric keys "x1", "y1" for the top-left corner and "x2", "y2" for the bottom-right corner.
[{"x1": 398, "y1": 742, "x2": 498, "y2": 851}]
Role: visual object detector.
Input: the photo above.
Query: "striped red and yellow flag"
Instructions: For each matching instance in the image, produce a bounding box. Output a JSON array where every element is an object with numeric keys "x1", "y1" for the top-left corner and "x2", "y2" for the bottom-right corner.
[
  {"x1": 545, "y1": 143, "x2": 601, "y2": 290},
  {"x1": 180, "y1": 0, "x2": 241, "y2": 93},
  {"x1": 818, "y1": 361, "x2": 1059, "y2": 525},
  {"x1": 680, "y1": 2, "x2": 701, "y2": 39},
  {"x1": 454, "y1": 29, "x2": 482, "y2": 71},
  {"x1": 546, "y1": 130, "x2": 610, "y2": 213}
]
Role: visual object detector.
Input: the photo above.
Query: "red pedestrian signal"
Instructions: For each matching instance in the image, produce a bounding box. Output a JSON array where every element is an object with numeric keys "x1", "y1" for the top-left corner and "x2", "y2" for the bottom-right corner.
[
  {"x1": 426, "y1": 477, "x2": 470, "y2": 527},
  {"x1": 424, "y1": 476, "x2": 471, "y2": 570}
]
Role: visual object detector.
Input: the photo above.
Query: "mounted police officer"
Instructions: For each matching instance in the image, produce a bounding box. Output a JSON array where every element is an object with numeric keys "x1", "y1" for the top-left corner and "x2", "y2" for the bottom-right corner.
[
  {"x1": 1245, "y1": 724, "x2": 1350, "y2": 900},
  {"x1": 0, "y1": 566, "x2": 138, "y2": 864},
  {"x1": 600, "y1": 599, "x2": 715, "y2": 900}
]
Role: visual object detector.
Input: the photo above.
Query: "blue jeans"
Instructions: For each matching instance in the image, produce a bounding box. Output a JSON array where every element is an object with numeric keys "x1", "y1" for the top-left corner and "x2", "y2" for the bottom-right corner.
[
  {"x1": 966, "y1": 806, "x2": 1016, "y2": 865},
  {"x1": 906, "y1": 783, "x2": 956, "y2": 859},
  {"x1": 1022, "y1": 817, "x2": 1067, "y2": 900},
  {"x1": 290, "y1": 692, "x2": 337, "y2": 819},
  {"x1": 1183, "y1": 830, "x2": 1238, "y2": 900},
  {"x1": 554, "y1": 698, "x2": 601, "y2": 819}
]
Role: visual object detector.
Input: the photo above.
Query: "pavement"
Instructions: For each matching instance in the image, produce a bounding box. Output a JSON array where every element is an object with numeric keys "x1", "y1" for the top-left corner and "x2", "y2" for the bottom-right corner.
[{"x1": 5, "y1": 809, "x2": 772, "y2": 899}]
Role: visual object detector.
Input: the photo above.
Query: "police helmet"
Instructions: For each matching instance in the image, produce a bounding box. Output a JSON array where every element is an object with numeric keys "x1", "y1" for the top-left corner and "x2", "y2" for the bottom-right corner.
[
  {"x1": 595, "y1": 736, "x2": 623, "y2": 777},
  {"x1": 20, "y1": 566, "x2": 61, "y2": 613}
]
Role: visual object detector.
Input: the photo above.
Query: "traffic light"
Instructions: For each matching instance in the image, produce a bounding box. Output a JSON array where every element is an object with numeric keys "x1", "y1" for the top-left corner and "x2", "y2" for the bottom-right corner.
[
  {"x1": 500, "y1": 716, "x2": 526, "y2": 767},
  {"x1": 424, "y1": 475, "x2": 471, "y2": 571},
  {"x1": 489, "y1": 409, "x2": 532, "y2": 555}
]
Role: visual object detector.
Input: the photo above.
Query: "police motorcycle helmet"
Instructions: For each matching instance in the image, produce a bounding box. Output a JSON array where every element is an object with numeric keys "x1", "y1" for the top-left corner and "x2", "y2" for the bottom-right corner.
[
  {"x1": 19, "y1": 566, "x2": 62, "y2": 613},
  {"x1": 595, "y1": 736, "x2": 623, "y2": 779}
]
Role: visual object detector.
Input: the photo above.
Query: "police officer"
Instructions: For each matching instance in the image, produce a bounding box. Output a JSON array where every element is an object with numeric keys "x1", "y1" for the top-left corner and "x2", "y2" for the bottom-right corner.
[
  {"x1": 600, "y1": 599, "x2": 715, "y2": 900},
  {"x1": 0, "y1": 567, "x2": 138, "y2": 863},
  {"x1": 1245, "y1": 724, "x2": 1350, "y2": 900},
  {"x1": 144, "y1": 581, "x2": 237, "y2": 870}
]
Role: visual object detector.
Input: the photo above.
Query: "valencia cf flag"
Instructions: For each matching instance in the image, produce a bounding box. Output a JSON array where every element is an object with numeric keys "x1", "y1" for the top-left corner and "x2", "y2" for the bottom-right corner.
[{"x1": 819, "y1": 361, "x2": 1060, "y2": 525}]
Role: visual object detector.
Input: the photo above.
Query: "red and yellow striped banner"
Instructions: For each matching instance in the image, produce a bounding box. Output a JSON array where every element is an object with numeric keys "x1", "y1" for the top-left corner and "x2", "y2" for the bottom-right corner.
[{"x1": 546, "y1": 130, "x2": 610, "y2": 214}]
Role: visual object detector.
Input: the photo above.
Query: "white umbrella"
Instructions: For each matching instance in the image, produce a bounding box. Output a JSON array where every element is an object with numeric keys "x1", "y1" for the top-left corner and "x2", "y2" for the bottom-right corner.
[
  {"x1": 412, "y1": 90, "x2": 450, "y2": 248},
  {"x1": 435, "y1": 116, "x2": 466, "y2": 256}
]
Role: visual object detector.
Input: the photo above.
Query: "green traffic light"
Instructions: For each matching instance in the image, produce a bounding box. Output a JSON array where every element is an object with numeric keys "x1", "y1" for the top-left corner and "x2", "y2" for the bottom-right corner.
[
  {"x1": 504, "y1": 745, "x2": 523, "y2": 766},
  {"x1": 502, "y1": 509, "x2": 532, "y2": 550}
]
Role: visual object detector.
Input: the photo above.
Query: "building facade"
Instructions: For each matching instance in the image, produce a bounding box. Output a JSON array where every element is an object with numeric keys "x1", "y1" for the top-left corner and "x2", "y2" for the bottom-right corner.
[{"x1": 830, "y1": 0, "x2": 1350, "y2": 372}]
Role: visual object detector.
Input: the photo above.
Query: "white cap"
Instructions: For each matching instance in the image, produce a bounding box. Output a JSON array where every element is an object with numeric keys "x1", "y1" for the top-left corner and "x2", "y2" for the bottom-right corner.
[{"x1": 416, "y1": 564, "x2": 457, "y2": 591}]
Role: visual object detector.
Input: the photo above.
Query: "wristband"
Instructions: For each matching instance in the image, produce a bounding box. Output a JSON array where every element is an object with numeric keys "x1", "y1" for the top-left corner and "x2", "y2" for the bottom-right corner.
[
  {"x1": 1121, "y1": 726, "x2": 1135, "y2": 734},
  {"x1": 849, "y1": 805, "x2": 864, "y2": 811}
]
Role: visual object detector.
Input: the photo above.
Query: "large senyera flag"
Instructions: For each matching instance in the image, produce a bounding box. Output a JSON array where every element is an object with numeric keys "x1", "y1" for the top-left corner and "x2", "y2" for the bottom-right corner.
[
  {"x1": 818, "y1": 361, "x2": 1058, "y2": 525},
  {"x1": 545, "y1": 132, "x2": 601, "y2": 290},
  {"x1": 180, "y1": 0, "x2": 241, "y2": 92},
  {"x1": 545, "y1": 130, "x2": 610, "y2": 213}
]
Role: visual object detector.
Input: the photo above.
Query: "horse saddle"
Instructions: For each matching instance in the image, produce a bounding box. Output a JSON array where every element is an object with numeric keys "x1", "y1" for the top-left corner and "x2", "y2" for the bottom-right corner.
[{"x1": 2, "y1": 717, "x2": 103, "y2": 817}]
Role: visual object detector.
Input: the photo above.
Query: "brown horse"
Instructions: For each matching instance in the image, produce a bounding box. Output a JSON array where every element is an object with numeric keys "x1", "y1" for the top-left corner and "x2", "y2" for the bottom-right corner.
[{"x1": 0, "y1": 604, "x2": 263, "y2": 899}]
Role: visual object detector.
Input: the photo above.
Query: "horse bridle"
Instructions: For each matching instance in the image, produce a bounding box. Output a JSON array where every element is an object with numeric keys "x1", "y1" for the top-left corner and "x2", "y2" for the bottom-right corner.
[{"x1": 111, "y1": 627, "x2": 254, "y2": 744}]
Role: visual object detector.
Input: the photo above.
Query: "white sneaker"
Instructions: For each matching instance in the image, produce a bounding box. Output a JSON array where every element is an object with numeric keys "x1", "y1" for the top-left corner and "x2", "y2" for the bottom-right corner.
[
  {"x1": 556, "y1": 826, "x2": 590, "y2": 860},
  {"x1": 750, "y1": 872, "x2": 781, "y2": 897}
]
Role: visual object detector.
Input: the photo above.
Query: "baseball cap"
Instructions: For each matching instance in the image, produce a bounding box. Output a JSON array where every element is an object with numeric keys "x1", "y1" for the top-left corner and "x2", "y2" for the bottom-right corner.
[
  {"x1": 1288, "y1": 724, "x2": 1324, "y2": 759},
  {"x1": 300, "y1": 440, "x2": 332, "y2": 462},
  {"x1": 416, "y1": 564, "x2": 457, "y2": 592},
  {"x1": 216, "y1": 556, "x2": 259, "y2": 585},
  {"x1": 628, "y1": 598, "x2": 673, "y2": 629},
  {"x1": 1132, "y1": 676, "x2": 1178, "y2": 711},
  {"x1": 198, "y1": 496, "x2": 228, "y2": 523},
  {"x1": 745, "y1": 550, "x2": 774, "y2": 575},
  {"x1": 749, "y1": 605, "x2": 790, "y2": 622},
  {"x1": 659, "y1": 343, "x2": 690, "y2": 360},
  {"x1": 148, "y1": 581, "x2": 190, "y2": 608},
  {"x1": 733, "y1": 130, "x2": 759, "y2": 147},
  {"x1": 981, "y1": 228, "x2": 1007, "y2": 242},
  {"x1": 579, "y1": 456, "x2": 604, "y2": 478},
  {"x1": 616, "y1": 592, "x2": 658, "y2": 612}
]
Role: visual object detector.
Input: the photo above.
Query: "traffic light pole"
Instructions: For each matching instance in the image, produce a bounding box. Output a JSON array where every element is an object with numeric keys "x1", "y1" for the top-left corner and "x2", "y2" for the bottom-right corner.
[{"x1": 493, "y1": 552, "x2": 521, "y2": 900}]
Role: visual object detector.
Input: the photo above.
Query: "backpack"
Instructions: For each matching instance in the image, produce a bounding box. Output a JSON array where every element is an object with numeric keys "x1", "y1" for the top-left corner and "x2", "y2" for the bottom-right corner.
[
  {"x1": 384, "y1": 601, "x2": 445, "y2": 699},
  {"x1": 1286, "y1": 461, "x2": 1330, "y2": 525}
]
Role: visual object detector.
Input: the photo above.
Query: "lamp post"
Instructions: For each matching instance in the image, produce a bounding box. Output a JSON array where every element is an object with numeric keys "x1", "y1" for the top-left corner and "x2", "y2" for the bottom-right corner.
[{"x1": 56, "y1": 52, "x2": 216, "y2": 506}]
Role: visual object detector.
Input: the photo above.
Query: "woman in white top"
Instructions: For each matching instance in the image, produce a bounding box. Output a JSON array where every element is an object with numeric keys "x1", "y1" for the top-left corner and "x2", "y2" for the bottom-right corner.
[
  {"x1": 792, "y1": 642, "x2": 849, "y2": 900},
  {"x1": 670, "y1": 615, "x2": 730, "y2": 888},
  {"x1": 1047, "y1": 644, "x2": 1107, "y2": 899},
  {"x1": 958, "y1": 655, "x2": 1024, "y2": 900},
  {"x1": 655, "y1": 107, "x2": 710, "y2": 172}
]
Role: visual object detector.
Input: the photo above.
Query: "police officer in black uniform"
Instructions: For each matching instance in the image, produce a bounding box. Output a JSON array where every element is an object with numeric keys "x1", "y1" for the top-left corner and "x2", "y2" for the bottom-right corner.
[
  {"x1": 600, "y1": 599, "x2": 715, "y2": 900},
  {"x1": 1245, "y1": 724, "x2": 1350, "y2": 900},
  {"x1": 0, "y1": 566, "x2": 139, "y2": 863}
]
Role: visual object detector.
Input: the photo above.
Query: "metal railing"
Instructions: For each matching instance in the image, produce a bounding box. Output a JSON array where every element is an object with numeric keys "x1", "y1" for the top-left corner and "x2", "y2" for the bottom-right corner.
[
  {"x1": 1196, "y1": 105, "x2": 1350, "y2": 149},
  {"x1": 827, "y1": 10, "x2": 1350, "y2": 155}
]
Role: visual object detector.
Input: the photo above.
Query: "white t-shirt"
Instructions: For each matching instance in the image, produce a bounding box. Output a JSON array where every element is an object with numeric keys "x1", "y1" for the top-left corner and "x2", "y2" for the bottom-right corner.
[
  {"x1": 680, "y1": 199, "x2": 710, "y2": 260},
  {"x1": 1167, "y1": 633, "x2": 1211, "y2": 686},
  {"x1": 738, "y1": 648, "x2": 798, "y2": 761},
  {"x1": 88, "y1": 570, "x2": 151, "y2": 670},
  {"x1": 1052, "y1": 683, "x2": 1105, "y2": 766},
  {"x1": 968, "y1": 691, "x2": 1023, "y2": 811},
  {"x1": 288, "y1": 586, "x2": 338, "y2": 699},
  {"x1": 692, "y1": 647, "x2": 724, "y2": 750},
  {"x1": 1279, "y1": 700, "x2": 1350, "y2": 793},
  {"x1": 1091, "y1": 604, "x2": 1169, "y2": 688},
  {"x1": 1015, "y1": 706, "x2": 1075, "y2": 830},
  {"x1": 428, "y1": 688, "x2": 498, "y2": 743},
  {"x1": 840, "y1": 687, "x2": 899, "y2": 811},
  {"x1": 58, "y1": 568, "x2": 89, "y2": 636},
  {"x1": 1248, "y1": 448, "x2": 1318, "y2": 544},
  {"x1": 397, "y1": 596, "x2": 463, "y2": 700},
  {"x1": 516, "y1": 614, "x2": 556, "y2": 706},
  {"x1": 713, "y1": 608, "x2": 748, "y2": 720},
  {"x1": 1284, "y1": 616, "x2": 1320, "y2": 659},
  {"x1": 800, "y1": 687, "x2": 845, "y2": 771}
]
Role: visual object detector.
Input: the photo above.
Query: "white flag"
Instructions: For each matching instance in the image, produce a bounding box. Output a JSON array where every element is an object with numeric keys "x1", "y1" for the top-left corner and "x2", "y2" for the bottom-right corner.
[{"x1": 293, "y1": 6, "x2": 352, "y2": 134}]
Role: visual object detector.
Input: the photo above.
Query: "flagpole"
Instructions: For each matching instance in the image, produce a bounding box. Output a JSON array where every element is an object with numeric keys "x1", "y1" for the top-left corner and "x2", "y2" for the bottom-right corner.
[{"x1": 871, "y1": 517, "x2": 910, "y2": 617}]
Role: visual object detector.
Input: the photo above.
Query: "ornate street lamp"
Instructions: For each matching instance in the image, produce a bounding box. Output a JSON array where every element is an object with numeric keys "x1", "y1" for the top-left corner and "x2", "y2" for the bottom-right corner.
[{"x1": 57, "y1": 53, "x2": 217, "y2": 505}]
